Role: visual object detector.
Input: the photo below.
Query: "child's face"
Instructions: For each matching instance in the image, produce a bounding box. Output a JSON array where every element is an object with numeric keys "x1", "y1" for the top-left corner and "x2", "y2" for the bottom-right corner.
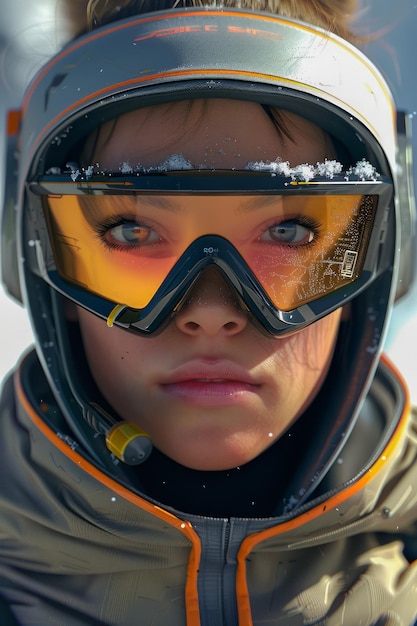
[{"x1": 76, "y1": 99, "x2": 343, "y2": 471}]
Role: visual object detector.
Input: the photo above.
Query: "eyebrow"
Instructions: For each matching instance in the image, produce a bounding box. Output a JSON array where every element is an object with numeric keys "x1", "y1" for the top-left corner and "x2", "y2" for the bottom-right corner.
[
  {"x1": 238, "y1": 195, "x2": 283, "y2": 213},
  {"x1": 135, "y1": 193, "x2": 283, "y2": 214},
  {"x1": 137, "y1": 195, "x2": 182, "y2": 212}
]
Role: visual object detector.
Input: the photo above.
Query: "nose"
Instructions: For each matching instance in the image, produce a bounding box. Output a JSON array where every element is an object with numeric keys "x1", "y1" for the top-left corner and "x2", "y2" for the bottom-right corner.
[{"x1": 174, "y1": 267, "x2": 248, "y2": 337}]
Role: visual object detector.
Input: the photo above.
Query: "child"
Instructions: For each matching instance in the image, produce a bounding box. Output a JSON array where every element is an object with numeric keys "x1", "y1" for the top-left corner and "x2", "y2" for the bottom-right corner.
[{"x1": 0, "y1": 0, "x2": 416, "y2": 624}]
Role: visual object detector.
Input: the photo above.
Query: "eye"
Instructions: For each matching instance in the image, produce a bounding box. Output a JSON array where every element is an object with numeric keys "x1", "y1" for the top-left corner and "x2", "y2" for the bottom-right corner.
[
  {"x1": 260, "y1": 218, "x2": 321, "y2": 246},
  {"x1": 101, "y1": 220, "x2": 161, "y2": 248}
]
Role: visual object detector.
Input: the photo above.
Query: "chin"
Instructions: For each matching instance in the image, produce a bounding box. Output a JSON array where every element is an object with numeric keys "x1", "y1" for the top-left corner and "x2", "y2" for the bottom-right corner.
[{"x1": 161, "y1": 441, "x2": 265, "y2": 471}]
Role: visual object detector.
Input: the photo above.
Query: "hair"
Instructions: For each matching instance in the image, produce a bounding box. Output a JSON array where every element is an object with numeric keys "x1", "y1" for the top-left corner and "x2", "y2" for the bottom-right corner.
[{"x1": 63, "y1": 0, "x2": 360, "y2": 42}]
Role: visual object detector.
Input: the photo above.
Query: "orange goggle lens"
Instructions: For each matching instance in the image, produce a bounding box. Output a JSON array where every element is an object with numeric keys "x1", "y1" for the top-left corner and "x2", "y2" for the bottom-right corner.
[{"x1": 44, "y1": 192, "x2": 376, "y2": 312}]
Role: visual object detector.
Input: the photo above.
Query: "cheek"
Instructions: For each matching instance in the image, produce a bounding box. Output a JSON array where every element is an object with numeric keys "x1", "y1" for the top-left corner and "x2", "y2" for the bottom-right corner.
[
  {"x1": 78, "y1": 313, "x2": 114, "y2": 365},
  {"x1": 304, "y1": 310, "x2": 343, "y2": 369},
  {"x1": 267, "y1": 310, "x2": 342, "y2": 431},
  {"x1": 283, "y1": 310, "x2": 342, "y2": 389},
  {"x1": 76, "y1": 310, "x2": 141, "y2": 394},
  {"x1": 266, "y1": 309, "x2": 342, "y2": 395}
]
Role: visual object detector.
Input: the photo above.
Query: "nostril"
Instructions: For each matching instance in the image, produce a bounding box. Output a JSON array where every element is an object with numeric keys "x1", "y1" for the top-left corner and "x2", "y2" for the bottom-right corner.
[{"x1": 185, "y1": 321, "x2": 200, "y2": 332}]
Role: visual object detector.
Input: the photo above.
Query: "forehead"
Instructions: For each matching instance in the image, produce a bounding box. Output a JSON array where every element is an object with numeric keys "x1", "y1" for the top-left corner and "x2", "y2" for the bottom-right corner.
[{"x1": 86, "y1": 98, "x2": 333, "y2": 170}]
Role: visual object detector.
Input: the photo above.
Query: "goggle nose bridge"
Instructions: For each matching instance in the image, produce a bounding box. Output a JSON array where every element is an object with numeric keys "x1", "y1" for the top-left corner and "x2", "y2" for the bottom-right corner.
[
  {"x1": 169, "y1": 241, "x2": 253, "y2": 317},
  {"x1": 159, "y1": 233, "x2": 259, "y2": 309}
]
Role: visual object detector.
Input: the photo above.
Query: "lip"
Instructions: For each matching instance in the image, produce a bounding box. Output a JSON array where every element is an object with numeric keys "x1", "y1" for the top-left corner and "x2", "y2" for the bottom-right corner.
[{"x1": 159, "y1": 360, "x2": 261, "y2": 406}]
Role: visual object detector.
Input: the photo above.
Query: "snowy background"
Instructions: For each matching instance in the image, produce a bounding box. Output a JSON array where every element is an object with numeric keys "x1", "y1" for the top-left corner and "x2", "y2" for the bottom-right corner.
[{"x1": 0, "y1": 0, "x2": 416, "y2": 399}]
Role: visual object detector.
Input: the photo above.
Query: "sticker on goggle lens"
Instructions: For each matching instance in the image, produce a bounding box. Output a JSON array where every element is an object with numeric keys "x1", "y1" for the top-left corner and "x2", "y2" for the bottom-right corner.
[
  {"x1": 341, "y1": 250, "x2": 358, "y2": 278},
  {"x1": 44, "y1": 192, "x2": 376, "y2": 311}
]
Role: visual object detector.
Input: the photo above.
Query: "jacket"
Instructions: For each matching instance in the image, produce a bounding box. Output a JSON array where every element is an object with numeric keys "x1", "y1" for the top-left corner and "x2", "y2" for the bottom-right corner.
[{"x1": 0, "y1": 348, "x2": 416, "y2": 625}]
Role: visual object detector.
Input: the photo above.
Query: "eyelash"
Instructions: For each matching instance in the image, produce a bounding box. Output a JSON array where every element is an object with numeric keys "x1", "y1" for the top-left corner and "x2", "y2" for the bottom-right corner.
[
  {"x1": 261, "y1": 215, "x2": 323, "y2": 247},
  {"x1": 93, "y1": 213, "x2": 323, "y2": 251},
  {"x1": 94, "y1": 215, "x2": 161, "y2": 251}
]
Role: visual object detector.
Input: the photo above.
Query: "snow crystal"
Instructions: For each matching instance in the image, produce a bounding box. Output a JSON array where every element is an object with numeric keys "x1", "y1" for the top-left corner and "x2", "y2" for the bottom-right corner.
[
  {"x1": 46, "y1": 166, "x2": 61, "y2": 175},
  {"x1": 84, "y1": 165, "x2": 95, "y2": 179},
  {"x1": 66, "y1": 162, "x2": 81, "y2": 181},
  {"x1": 291, "y1": 163, "x2": 316, "y2": 182},
  {"x1": 346, "y1": 158, "x2": 378, "y2": 181},
  {"x1": 246, "y1": 158, "x2": 344, "y2": 181},
  {"x1": 115, "y1": 154, "x2": 194, "y2": 174},
  {"x1": 315, "y1": 159, "x2": 343, "y2": 178},
  {"x1": 149, "y1": 154, "x2": 193, "y2": 172},
  {"x1": 120, "y1": 161, "x2": 134, "y2": 174},
  {"x1": 282, "y1": 495, "x2": 299, "y2": 513},
  {"x1": 50, "y1": 125, "x2": 73, "y2": 147},
  {"x1": 246, "y1": 158, "x2": 378, "y2": 182}
]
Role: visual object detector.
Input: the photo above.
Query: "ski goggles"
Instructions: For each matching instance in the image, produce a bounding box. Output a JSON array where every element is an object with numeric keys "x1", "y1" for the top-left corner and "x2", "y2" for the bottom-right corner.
[{"x1": 27, "y1": 170, "x2": 393, "y2": 335}]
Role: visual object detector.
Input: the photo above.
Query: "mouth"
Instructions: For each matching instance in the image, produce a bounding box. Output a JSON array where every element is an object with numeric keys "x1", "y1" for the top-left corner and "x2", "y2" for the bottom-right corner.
[{"x1": 159, "y1": 361, "x2": 260, "y2": 406}]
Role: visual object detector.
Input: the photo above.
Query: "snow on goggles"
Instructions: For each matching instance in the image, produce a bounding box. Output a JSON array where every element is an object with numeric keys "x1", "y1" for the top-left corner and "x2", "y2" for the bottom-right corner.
[{"x1": 28, "y1": 171, "x2": 393, "y2": 335}]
